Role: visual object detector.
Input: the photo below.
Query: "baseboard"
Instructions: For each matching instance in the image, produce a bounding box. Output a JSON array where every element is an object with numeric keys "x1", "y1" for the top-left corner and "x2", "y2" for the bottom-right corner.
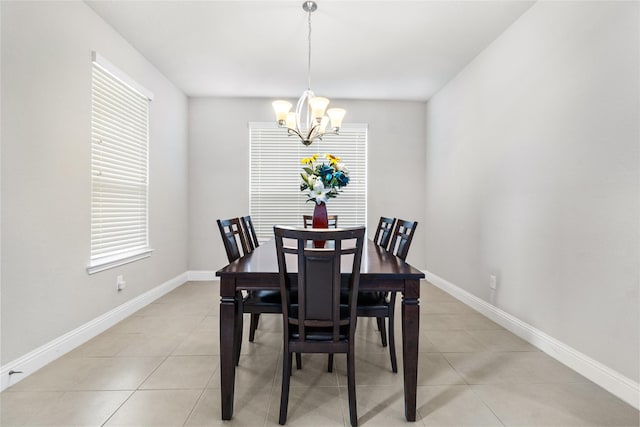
[
  {"x1": 0, "y1": 272, "x2": 188, "y2": 392},
  {"x1": 423, "y1": 270, "x2": 640, "y2": 410},
  {"x1": 187, "y1": 270, "x2": 217, "y2": 281}
]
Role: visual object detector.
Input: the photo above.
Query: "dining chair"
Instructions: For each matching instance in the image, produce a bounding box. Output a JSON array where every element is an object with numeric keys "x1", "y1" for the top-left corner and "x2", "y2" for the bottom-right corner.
[
  {"x1": 217, "y1": 217, "x2": 282, "y2": 364},
  {"x1": 240, "y1": 215, "x2": 260, "y2": 252},
  {"x1": 345, "y1": 218, "x2": 418, "y2": 374},
  {"x1": 388, "y1": 219, "x2": 418, "y2": 262},
  {"x1": 216, "y1": 217, "x2": 248, "y2": 364},
  {"x1": 238, "y1": 215, "x2": 282, "y2": 343},
  {"x1": 358, "y1": 216, "x2": 396, "y2": 354},
  {"x1": 274, "y1": 225, "x2": 365, "y2": 427},
  {"x1": 217, "y1": 217, "x2": 249, "y2": 263},
  {"x1": 303, "y1": 214, "x2": 338, "y2": 228},
  {"x1": 375, "y1": 218, "x2": 418, "y2": 372},
  {"x1": 373, "y1": 216, "x2": 396, "y2": 249}
]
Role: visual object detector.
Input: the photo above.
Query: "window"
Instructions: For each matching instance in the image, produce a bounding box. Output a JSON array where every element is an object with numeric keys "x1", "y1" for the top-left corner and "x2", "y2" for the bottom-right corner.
[
  {"x1": 249, "y1": 123, "x2": 367, "y2": 242},
  {"x1": 88, "y1": 52, "x2": 154, "y2": 274}
]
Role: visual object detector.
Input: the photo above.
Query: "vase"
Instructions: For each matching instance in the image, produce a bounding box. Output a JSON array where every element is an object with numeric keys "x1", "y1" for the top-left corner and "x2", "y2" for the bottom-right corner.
[{"x1": 312, "y1": 201, "x2": 328, "y2": 248}]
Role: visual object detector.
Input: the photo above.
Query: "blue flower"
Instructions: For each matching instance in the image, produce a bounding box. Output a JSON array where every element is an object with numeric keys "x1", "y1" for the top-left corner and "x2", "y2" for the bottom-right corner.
[
  {"x1": 334, "y1": 171, "x2": 349, "y2": 187},
  {"x1": 317, "y1": 164, "x2": 333, "y2": 178}
]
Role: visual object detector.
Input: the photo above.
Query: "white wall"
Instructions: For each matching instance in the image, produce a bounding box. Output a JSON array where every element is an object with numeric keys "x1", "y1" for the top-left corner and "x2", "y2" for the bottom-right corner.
[
  {"x1": 424, "y1": 1, "x2": 639, "y2": 382},
  {"x1": 1, "y1": 1, "x2": 189, "y2": 364},
  {"x1": 188, "y1": 98, "x2": 425, "y2": 271}
]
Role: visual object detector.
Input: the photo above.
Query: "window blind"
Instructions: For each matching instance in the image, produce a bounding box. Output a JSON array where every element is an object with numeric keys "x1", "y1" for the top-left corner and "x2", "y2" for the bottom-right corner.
[
  {"x1": 88, "y1": 54, "x2": 152, "y2": 274},
  {"x1": 249, "y1": 123, "x2": 367, "y2": 242}
]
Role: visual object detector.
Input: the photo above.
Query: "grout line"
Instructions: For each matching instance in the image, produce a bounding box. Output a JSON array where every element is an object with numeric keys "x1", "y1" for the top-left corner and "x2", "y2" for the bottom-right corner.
[
  {"x1": 99, "y1": 389, "x2": 136, "y2": 427},
  {"x1": 466, "y1": 384, "x2": 507, "y2": 427},
  {"x1": 182, "y1": 385, "x2": 209, "y2": 427}
]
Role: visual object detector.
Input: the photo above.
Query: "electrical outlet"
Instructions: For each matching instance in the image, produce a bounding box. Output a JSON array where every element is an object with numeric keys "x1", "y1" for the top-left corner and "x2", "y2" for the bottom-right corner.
[
  {"x1": 489, "y1": 275, "x2": 497, "y2": 290},
  {"x1": 116, "y1": 275, "x2": 126, "y2": 291}
]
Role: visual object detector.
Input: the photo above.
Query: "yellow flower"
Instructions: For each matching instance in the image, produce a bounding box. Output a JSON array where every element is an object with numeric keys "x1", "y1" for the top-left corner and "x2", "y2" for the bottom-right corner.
[
  {"x1": 326, "y1": 153, "x2": 341, "y2": 165},
  {"x1": 300, "y1": 154, "x2": 320, "y2": 165}
]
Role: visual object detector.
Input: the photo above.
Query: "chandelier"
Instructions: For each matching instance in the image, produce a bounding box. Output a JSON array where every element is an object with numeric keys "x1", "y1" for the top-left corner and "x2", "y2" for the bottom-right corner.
[{"x1": 272, "y1": 1, "x2": 346, "y2": 146}]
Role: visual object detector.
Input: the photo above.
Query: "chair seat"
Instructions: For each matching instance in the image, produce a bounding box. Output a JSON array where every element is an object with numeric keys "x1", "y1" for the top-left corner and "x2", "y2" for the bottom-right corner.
[
  {"x1": 340, "y1": 291, "x2": 389, "y2": 309},
  {"x1": 243, "y1": 290, "x2": 282, "y2": 308},
  {"x1": 242, "y1": 289, "x2": 289, "y2": 345},
  {"x1": 355, "y1": 291, "x2": 388, "y2": 308}
]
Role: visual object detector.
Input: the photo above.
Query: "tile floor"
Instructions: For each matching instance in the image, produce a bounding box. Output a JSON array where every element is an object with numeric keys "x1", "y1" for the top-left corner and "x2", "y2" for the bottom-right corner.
[{"x1": 1, "y1": 281, "x2": 638, "y2": 426}]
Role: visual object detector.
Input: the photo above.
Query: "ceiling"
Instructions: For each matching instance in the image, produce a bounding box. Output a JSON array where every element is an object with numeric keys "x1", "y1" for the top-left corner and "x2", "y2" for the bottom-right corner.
[{"x1": 85, "y1": 0, "x2": 535, "y2": 102}]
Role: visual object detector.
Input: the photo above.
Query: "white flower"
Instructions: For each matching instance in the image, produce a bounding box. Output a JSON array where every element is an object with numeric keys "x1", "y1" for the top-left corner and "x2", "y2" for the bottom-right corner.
[
  {"x1": 308, "y1": 180, "x2": 331, "y2": 204},
  {"x1": 335, "y1": 162, "x2": 348, "y2": 173}
]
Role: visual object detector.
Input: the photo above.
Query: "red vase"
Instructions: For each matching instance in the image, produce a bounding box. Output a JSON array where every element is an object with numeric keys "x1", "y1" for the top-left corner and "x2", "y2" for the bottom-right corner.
[{"x1": 312, "y1": 202, "x2": 328, "y2": 248}]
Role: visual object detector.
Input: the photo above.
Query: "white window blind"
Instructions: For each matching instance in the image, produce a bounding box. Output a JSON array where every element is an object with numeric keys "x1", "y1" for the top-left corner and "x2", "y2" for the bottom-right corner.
[
  {"x1": 88, "y1": 53, "x2": 153, "y2": 274},
  {"x1": 249, "y1": 123, "x2": 367, "y2": 242}
]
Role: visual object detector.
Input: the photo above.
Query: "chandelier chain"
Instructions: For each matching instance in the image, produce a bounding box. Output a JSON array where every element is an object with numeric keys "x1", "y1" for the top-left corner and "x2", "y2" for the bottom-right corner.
[{"x1": 307, "y1": 5, "x2": 312, "y2": 90}]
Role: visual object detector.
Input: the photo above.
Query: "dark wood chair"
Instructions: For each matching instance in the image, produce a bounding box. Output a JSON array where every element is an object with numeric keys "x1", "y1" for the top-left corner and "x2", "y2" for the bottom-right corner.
[
  {"x1": 373, "y1": 216, "x2": 396, "y2": 249},
  {"x1": 240, "y1": 215, "x2": 260, "y2": 252},
  {"x1": 217, "y1": 217, "x2": 248, "y2": 263},
  {"x1": 349, "y1": 218, "x2": 418, "y2": 373},
  {"x1": 303, "y1": 214, "x2": 338, "y2": 228},
  {"x1": 216, "y1": 218, "x2": 248, "y2": 365},
  {"x1": 217, "y1": 217, "x2": 282, "y2": 364},
  {"x1": 238, "y1": 215, "x2": 282, "y2": 343},
  {"x1": 360, "y1": 216, "x2": 396, "y2": 357},
  {"x1": 388, "y1": 219, "x2": 418, "y2": 261},
  {"x1": 274, "y1": 226, "x2": 365, "y2": 427}
]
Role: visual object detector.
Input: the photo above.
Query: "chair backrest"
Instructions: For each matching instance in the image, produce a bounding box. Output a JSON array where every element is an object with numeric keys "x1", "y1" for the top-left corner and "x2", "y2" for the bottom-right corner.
[
  {"x1": 240, "y1": 215, "x2": 259, "y2": 252},
  {"x1": 303, "y1": 215, "x2": 338, "y2": 228},
  {"x1": 373, "y1": 216, "x2": 396, "y2": 249},
  {"x1": 388, "y1": 219, "x2": 418, "y2": 261},
  {"x1": 217, "y1": 217, "x2": 249, "y2": 263},
  {"x1": 274, "y1": 226, "x2": 366, "y2": 342}
]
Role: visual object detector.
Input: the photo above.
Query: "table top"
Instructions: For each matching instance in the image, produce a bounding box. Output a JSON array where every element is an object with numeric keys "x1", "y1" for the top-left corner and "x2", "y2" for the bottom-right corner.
[{"x1": 216, "y1": 239, "x2": 425, "y2": 281}]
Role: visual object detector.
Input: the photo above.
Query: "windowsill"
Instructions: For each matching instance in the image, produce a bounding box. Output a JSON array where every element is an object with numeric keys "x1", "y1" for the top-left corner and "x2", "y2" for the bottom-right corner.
[{"x1": 87, "y1": 249, "x2": 153, "y2": 275}]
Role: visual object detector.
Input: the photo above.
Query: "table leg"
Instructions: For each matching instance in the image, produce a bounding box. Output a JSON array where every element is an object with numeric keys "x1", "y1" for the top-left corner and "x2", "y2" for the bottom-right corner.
[
  {"x1": 220, "y1": 278, "x2": 239, "y2": 420},
  {"x1": 402, "y1": 279, "x2": 420, "y2": 421}
]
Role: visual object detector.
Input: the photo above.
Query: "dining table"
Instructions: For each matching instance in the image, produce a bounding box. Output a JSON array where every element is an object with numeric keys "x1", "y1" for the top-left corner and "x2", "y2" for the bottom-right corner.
[{"x1": 216, "y1": 237, "x2": 425, "y2": 421}]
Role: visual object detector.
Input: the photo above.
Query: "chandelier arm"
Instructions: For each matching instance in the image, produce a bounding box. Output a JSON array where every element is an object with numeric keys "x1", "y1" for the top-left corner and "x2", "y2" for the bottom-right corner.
[
  {"x1": 306, "y1": 123, "x2": 321, "y2": 141},
  {"x1": 287, "y1": 127, "x2": 304, "y2": 140}
]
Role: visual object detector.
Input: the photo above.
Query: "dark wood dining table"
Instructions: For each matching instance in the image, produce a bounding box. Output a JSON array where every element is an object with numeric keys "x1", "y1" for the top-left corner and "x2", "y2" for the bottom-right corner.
[{"x1": 216, "y1": 238, "x2": 425, "y2": 421}]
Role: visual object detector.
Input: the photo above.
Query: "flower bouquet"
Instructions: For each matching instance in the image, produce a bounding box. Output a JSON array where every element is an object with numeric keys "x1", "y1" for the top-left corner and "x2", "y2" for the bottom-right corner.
[{"x1": 300, "y1": 153, "x2": 350, "y2": 205}]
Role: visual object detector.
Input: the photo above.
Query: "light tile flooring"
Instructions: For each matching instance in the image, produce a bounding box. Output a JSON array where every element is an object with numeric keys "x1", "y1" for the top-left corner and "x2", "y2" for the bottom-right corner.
[{"x1": 2, "y1": 281, "x2": 638, "y2": 426}]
